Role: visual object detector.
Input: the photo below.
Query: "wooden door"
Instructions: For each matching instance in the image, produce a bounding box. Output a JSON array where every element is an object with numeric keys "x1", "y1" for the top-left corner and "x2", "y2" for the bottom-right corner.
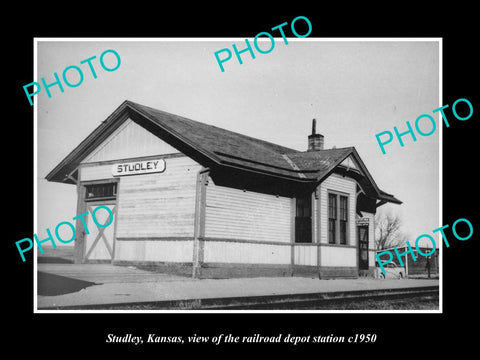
[
  {"x1": 84, "y1": 203, "x2": 116, "y2": 262},
  {"x1": 358, "y1": 226, "x2": 369, "y2": 270}
]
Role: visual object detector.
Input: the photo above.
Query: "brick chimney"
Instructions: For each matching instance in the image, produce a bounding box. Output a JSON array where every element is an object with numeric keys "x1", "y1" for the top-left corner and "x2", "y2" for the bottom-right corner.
[{"x1": 307, "y1": 118, "x2": 324, "y2": 151}]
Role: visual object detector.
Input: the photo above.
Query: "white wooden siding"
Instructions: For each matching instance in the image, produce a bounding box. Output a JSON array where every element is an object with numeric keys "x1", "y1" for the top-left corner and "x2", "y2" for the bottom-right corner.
[
  {"x1": 361, "y1": 212, "x2": 375, "y2": 250},
  {"x1": 82, "y1": 118, "x2": 179, "y2": 163},
  {"x1": 319, "y1": 174, "x2": 356, "y2": 245},
  {"x1": 205, "y1": 182, "x2": 291, "y2": 243},
  {"x1": 116, "y1": 156, "x2": 202, "y2": 238},
  {"x1": 115, "y1": 240, "x2": 193, "y2": 263},
  {"x1": 203, "y1": 241, "x2": 290, "y2": 264},
  {"x1": 294, "y1": 246, "x2": 317, "y2": 266},
  {"x1": 369, "y1": 250, "x2": 375, "y2": 267},
  {"x1": 80, "y1": 163, "x2": 113, "y2": 181},
  {"x1": 369, "y1": 214, "x2": 375, "y2": 250},
  {"x1": 321, "y1": 246, "x2": 357, "y2": 267},
  {"x1": 312, "y1": 193, "x2": 317, "y2": 242}
]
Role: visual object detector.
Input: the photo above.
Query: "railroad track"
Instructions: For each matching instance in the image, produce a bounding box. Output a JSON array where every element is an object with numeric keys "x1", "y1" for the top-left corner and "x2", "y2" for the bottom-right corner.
[
  {"x1": 40, "y1": 285, "x2": 439, "y2": 310},
  {"x1": 206, "y1": 287, "x2": 439, "y2": 310}
]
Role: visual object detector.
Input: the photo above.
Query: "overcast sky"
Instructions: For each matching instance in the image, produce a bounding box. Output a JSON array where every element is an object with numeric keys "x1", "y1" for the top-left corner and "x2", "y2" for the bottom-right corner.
[{"x1": 36, "y1": 39, "x2": 440, "y2": 247}]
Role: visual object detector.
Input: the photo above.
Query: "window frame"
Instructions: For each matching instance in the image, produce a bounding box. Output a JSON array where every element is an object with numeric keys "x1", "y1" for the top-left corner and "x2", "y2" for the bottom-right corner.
[
  {"x1": 339, "y1": 195, "x2": 348, "y2": 245},
  {"x1": 327, "y1": 191, "x2": 350, "y2": 245},
  {"x1": 328, "y1": 193, "x2": 337, "y2": 244},
  {"x1": 84, "y1": 181, "x2": 118, "y2": 202}
]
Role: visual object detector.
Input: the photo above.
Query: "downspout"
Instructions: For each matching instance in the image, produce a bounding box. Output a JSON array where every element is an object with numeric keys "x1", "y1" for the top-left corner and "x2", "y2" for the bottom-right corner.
[{"x1": 192, "y1": 167, "x2": 210, "y2": 279}]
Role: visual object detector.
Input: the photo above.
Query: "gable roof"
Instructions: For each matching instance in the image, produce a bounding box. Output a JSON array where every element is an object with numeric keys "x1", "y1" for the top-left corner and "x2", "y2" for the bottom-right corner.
[
  {"x1": 128, "y1": 101, "x2": 304, "y2": 179},
  {"x1": 285, "y1": 148, "x2": 353, "y2": 179},
  {"x1": 45, "y1": 100, "x2": 401, "y2": 204}
]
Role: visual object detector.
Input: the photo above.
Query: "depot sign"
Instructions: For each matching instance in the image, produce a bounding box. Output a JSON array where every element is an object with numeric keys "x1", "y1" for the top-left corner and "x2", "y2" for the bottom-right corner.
[{"x1": 112, "y1": 159, "x2": 166, "y2": 177}]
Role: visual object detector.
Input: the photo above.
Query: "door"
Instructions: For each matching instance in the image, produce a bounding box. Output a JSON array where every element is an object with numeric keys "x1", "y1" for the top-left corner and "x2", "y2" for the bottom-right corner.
[
  {"x1": 358, "y1": 225, "x2": 369, "y2": 270},
  {"x1": 84, "y1": 202, "x2": 116, "y2": 262}
]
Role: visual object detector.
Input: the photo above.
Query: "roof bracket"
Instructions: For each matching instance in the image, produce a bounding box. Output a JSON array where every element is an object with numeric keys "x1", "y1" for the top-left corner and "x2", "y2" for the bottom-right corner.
[{"x1": 64, "y1": 168, "x2": 78, "y2": 184}]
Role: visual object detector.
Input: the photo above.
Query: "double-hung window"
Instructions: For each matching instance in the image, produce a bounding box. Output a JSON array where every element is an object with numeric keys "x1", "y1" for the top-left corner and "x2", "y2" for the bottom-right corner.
[
  {"x1": 328, "y1": 194, "x2": 337, "y2": 244},
  {"x1": 339, "y1": 196, "x2": 348, "y2": 244},
  {"x1": 328, "y1": 192, "x2": 349, "y2": 245}
]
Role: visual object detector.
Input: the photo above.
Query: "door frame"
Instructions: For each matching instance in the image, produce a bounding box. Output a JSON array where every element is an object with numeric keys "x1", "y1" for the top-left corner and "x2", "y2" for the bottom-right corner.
[
  {"x1": 83, "y1": 200, "x2": 117, "y2": 262},
  {"x1": 76, "y1": 178, "x2": 119, "y2": 264},
  {"x1": 358, "y1": 225, "x2": 369, "y2": 270}
]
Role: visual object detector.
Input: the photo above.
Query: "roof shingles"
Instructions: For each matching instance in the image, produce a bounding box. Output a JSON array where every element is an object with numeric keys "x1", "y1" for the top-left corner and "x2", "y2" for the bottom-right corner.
[
  {"x1": 46, "y1": 100, "x2": 400, "y2": 204},
  {"x1": 128, "y1": 101, "x2": 299, "y2": 172}
]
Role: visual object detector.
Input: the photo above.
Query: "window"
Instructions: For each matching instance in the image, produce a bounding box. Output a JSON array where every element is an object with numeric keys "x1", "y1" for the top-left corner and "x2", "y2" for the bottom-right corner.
[
  {"x1": 328, "y1": 194, "x2": 336, "y2": 244},
  {"x1": 339, "y1": 196, "x2": 348, "y2": 244},
  {"x1": 85, "y1": 183, "x2": 117, "y2": 201},
  {"x1": 328, "y1": 192, "x2": 349, "y2": 245},
  {"x1": 296, "y1": 196, "x2": 311, "y2": 218},
  {"x1": 295, "y1": 194, "x2": 312, "y2": 243}
]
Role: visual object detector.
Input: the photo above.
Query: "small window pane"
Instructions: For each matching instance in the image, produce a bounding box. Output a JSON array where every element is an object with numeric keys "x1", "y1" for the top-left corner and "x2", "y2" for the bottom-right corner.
[
  {"x1": 328, "y1": 194, "x2": 337, "y2": 219},
  {"x1": 340, "y1": 196, "x2": 348, "y2": 221},
  {"x1": 340, "y1": 221, "x2": 347, "y2": 244},
  {"x1": 329, "y1": 218, "x2": 336, "y2": 244},
  {"x1": 296, "y1": 195, "x2": 311, "y2": 218},
  {"x1": 85, "y1": 183, "x2": 117, "y2": 200},
  {"x1": 339, "y1": 196, "x2": 348, "y2": 244}
]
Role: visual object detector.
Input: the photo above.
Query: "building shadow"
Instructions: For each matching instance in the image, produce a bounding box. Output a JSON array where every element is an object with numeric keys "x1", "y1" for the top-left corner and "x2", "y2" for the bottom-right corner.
[
  {"x1": 38, "y1": 257, "x2": 73, "y2": 264},
  {"x1": 38, "y1": 272, "x2": 97, "y2": 296}
]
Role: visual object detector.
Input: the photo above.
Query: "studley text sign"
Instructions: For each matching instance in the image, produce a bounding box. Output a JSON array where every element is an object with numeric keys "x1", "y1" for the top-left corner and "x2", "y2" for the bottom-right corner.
[{"x1": 112, "y1": 159, "x2": 166, "y2": 177}]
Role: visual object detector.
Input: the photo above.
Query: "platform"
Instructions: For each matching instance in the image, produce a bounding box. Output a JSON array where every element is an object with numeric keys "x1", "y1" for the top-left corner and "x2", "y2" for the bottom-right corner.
[{"x1": 36, "y1": 263, "x2": 439, "y2": 310}]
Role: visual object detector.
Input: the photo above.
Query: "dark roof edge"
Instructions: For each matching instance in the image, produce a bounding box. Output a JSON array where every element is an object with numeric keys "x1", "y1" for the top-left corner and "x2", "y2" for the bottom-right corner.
[
  {"x1": 349, "y1": 148, "x2": 402, "y2": 204},
  {"x1": 314, "y1": 147, "x2": 402, "y2": 205},
  {"x1": 313, "y1": 147, "x2": 355, "y2": 183},
  {"x1": 45, "y1": 100, "x2": 299, "y2": 184},
  {"x1": 125, "y1": 101, "x2": 223, "y2": 164},
  {"x1": 45, "y1": 100, "x2": 132, "y2": 182},
  {"x1": 214, "y1": 151, "x2": 320, "y2": 174},
  {"x1": 377, "y1": 190, "x2": 403, "y2": 204},
  {"x1": 126, "y1": 100, "x2": 299, "y2": 155},
  {"x1": 44, "y1": 101, "x2": 401, "y2": 206}
]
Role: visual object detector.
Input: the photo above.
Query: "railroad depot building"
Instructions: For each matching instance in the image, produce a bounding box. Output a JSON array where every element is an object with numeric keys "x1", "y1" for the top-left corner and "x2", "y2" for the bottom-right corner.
[{"x1": 46, "y1": 100, "x2": 401, "y2": 279}]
